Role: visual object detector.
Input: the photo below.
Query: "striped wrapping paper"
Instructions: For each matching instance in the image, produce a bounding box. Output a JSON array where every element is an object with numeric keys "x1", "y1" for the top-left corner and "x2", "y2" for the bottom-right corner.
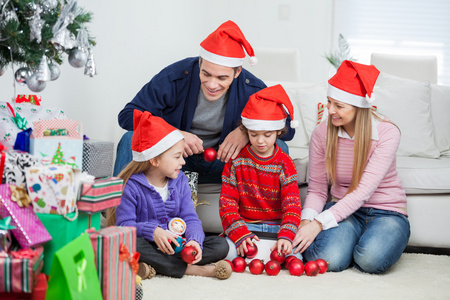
[
  {"x1": 78, "y1": 177, "x2": 123, "y2": 213},
  {"x1": 89, "y1": 226, "x2": 136, "y2": 300},
  {"x1": 0, "y1": 246, "x2": 44, "y2": 293}
]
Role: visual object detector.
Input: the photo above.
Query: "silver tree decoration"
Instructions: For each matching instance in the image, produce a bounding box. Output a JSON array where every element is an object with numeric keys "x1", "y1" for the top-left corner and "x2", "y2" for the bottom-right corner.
[{"x1": 325, "y1": 34, "x2": 356, "y2": 69}]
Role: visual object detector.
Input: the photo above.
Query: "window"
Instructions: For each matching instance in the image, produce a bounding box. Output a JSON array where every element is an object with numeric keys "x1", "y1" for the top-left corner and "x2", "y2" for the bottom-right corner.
[{"x1": 332, "y1": 0, "x2": 450, "y2": 85}]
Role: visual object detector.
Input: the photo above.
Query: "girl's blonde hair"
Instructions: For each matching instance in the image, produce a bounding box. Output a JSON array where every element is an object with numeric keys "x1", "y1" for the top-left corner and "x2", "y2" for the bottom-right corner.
[
  {"x1": 105, "y1": 160, "x2": 152, "y2": 226},
  {"x1": 325, "y1": 108, "x2": 383, "y2": 194}
]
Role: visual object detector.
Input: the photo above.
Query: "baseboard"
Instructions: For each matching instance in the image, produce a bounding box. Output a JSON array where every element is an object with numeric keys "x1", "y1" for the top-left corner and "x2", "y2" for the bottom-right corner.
[{"x1": 404, "y1": 245, "x2": 450, "y2": 256}]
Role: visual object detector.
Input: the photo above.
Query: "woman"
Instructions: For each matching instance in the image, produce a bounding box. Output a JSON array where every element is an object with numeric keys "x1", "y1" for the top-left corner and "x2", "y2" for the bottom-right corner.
[{"x1": 293, "y1": 60, "x2": 410, "y2": 274}]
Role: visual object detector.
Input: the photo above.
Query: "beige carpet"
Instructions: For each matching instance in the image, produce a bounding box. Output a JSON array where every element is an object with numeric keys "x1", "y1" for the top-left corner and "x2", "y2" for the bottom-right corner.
[{"x1": 141, "y1": 253, "x2": 450, "y2": 300}]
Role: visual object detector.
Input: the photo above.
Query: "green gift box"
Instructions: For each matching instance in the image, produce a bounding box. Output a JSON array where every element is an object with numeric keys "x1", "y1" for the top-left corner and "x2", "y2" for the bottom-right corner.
[{"x1": 37, "y1": 211, "x2": 101, "y2": 275}]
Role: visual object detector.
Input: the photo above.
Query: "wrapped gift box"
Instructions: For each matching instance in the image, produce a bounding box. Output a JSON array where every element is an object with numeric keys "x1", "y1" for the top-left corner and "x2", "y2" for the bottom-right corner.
[
  {"x1": 83, "y1": 140, "x2": 115, "y2": 178},
  {"x1": 89, "y1": 226, "x2": 137, "y2": 300},
  {"x1": 0, "y1": 184, "x2": 52, "y2": 249},
  {"x1": 29, "y1": 119, "x2": 83, "y2": 169},
  {"x1": 37, "y1": 211, "x2": 100, "y2": 275},
  {"x1": 78, "y1": 177, "x2": 123, "y2": 213},
  {"x1": 0, "y1": 101, "x2": 67, "y2": 149},
  {"x1": 1, "y1": 150, "x2": 41, "y2": 189},
  {"x1": 25, "y1": 165, "x2": 77, "y2": 215},
  {"x1": 0, "y1": 246, "x2": 44, "y2": 293}
]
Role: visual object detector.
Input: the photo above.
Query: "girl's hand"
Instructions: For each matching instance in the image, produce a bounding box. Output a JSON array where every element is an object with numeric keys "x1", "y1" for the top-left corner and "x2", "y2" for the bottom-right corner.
[
  {"x1": 153, "y1": 227, "x2": 178, "y2": 255},
  {"x1": 292, "y1": 220, "x2": 323, "y2": 254},
  {"x1": 185, "y1": 240, "x2": 203, "y2": 265},
  {"x1": 270, "y1": 238, "x2": 293, "y2": 255},
  {"x1": 236, "y1": 235, "x2": 260, "y2": 257}
]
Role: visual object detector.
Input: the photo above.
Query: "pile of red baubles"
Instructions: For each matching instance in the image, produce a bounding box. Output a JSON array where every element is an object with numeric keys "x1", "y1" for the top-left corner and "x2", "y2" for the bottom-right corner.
[{"x1": 226, "y1": 244, "x2": 329, "y2": 276}]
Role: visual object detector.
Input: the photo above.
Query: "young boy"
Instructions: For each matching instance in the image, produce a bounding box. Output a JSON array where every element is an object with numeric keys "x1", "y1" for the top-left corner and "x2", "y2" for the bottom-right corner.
[{"x1": 219, "y1": 85, "x2": 302, "y2": 261}]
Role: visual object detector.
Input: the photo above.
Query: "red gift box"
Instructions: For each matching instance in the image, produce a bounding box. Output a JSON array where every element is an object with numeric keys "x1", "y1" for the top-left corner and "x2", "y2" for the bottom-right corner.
[
  {"x1": 78, "y1": 177, "x2": 123, "y2": 213},
  {"x1": 89, "y1": 226, "x2": 137, "y2": 300}
]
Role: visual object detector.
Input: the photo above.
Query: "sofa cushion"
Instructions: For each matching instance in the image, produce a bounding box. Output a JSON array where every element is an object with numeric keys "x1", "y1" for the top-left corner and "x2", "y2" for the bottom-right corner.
[
  {"x1": 289, "y1": 147, "x2": 309, "y2": 185},
  {"x1": 396, "y1": 156, "x2": 450, "y2": 194},
  {"x1": 431, "y1": 84, "x2": 450, "y2": 156},
  {"x1": 374, "y1": 73, "x2": 440, "y2": 158}
]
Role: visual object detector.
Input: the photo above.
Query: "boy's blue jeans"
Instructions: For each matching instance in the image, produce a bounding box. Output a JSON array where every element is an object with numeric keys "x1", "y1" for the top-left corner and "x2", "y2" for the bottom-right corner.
[
  {"x1": 113, "y1": 131, "x2": 289, "y2": 183},
  {"x1": 304, "y1": 201, "x2": 410, "y2": 274}
]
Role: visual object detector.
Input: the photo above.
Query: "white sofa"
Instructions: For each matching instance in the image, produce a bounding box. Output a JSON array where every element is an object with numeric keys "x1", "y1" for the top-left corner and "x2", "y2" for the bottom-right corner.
[{"x1": 196, "y1": 72, "x2": 450, "y2": 250}]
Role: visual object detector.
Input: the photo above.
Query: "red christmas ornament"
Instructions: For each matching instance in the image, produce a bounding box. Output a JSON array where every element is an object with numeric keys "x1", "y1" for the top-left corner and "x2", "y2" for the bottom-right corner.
[
  {"x1": 225, "y1": 259, "x2": 234, "y2": 271},
  {"x1": 288, "y1": 259, "x2": 304, "y2": 276},
  {"x1": 270, "y1": 249, "x2": 286, "y2": 264},
  {"x1": 232, "y1": 256, "x2": 247, "y2": 273},
  {"x1": 203, "y1": 148, "x2": 217, "y2": 162},
  {"x1": 304, "y1": 261, "x2": 320, "y2": 276},
  {"x1": 284, "y1": 255, "x2": 297, "y2": 269},
  {"x1": 245, "y1": 243, "x2": 258, "y2": 259},
  {"x1": 180, "y1": 245, "x2": 197, "y2": 264},
  {"x1": 264, "y1": 260, "x2": 281, "y2": 276},
  {"x1": 316, "y1": 258, "x2": 329, "y2": 274},
  {"x1": 248, "y1": 259, "x2": 265, "y2": 275}
]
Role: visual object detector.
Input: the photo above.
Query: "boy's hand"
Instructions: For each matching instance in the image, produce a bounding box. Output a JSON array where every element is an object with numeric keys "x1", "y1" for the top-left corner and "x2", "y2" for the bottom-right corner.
[
  {"x1": 153, "y1": 227, "x2": 178, "y2": 255},
  {"x1": 270, "y1": 238, "x2": 293, "y2": 255},
  {"x1": 236, "y1": 235, "x2": 260, "y2": 257}
]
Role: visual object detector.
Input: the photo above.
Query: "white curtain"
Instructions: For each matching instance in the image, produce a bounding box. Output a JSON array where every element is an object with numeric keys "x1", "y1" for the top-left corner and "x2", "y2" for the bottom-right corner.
[{"x1": 332, "y1": 0, "x2": 450, "y2": 85}]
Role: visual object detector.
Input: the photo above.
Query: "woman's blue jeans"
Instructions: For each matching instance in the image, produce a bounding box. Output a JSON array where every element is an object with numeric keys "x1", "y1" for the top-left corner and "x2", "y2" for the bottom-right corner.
[{"x1": 304, "y1": 201, "x2": 410, "y2": 274}]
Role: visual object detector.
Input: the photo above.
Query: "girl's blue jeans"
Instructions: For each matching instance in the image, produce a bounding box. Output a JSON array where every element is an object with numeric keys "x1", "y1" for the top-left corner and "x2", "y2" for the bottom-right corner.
[{"x1": 304, "y1": 201, "x2": 410, "y2": 274}]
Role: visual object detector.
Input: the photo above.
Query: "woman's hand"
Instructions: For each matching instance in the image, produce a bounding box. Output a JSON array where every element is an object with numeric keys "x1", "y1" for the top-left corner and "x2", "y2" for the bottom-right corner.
[
  {"x1": 185, "y1": 240, "x2": 203, "y2": 265},
  {"x1": 236, "y1": 235, "x2": 260, "y2": 257},
  {"x1": 270, "y1": 238, "x2": 293, "y2": 255},
  {"x1": 292, "y1": 220, "x2": 323, "y2": 254},
  {"x1": 153, "y1": 227, "x2": 178, "y2": 255}
]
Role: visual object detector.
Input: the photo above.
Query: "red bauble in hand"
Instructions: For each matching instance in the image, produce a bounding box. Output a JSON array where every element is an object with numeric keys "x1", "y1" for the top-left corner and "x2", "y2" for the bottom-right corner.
[
  {"x1": 265, "y1": 260, "x2": 281, "y2": 276},
  {"x1": 248, "y1": 259, "x2": 265, "y2": 275},
  {"x1": 304, "y1": 261, "x2": 320, "y2": 276},
  {"x1": 316, "y1": 258, "x2": 329, "y2": 273},
  {"x1": 270, "y1": 249, "x2": 286, "y2": 264},
  {"x1": 232, "y1": 256, "x2": 247, "y2": 273},
  {"x1": 180, "y1": 245, "x2": 197, "y2": 264},
  {"x1": 245, "y1": 243, "x2": 258, "y2": 259},
  {"x1": 203, "y1": 148, "x2": 217, "y2": 162},
  {"x1": 288, "y1": 259, "x2": 304, "y2": 276}
]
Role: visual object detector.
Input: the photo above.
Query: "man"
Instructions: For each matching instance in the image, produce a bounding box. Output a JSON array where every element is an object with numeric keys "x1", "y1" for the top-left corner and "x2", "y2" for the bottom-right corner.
[{"x1": 115, "y1": 20, "x2": 294, "y2": 183}]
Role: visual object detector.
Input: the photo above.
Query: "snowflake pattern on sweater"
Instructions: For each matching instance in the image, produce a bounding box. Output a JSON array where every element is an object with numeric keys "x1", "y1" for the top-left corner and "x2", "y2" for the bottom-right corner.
[{"x1": 219, "y1": 145, "x2": 302, "y2": 246}]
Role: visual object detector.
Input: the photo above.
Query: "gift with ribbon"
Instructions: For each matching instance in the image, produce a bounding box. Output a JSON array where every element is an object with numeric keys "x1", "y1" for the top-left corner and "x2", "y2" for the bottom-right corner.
[
  {"x1": 78, "y1": 177, "x2": 123, "y2": 213},
  {"x1": 25, "y1": 165, "x2": 78, "y2": 216},
  {"x1": 0, "y1": 245, "x2": 43, "y2": 293},
  {"x1": 0, "y1": 184, "x2": 52, "y2": 249},
  {"x1": 1, "y1": 148, "x2": 41, "y2": 190},
  {"x1": 89, "y1": 226, "x2": 137, "y2": 300},
  {"x1": 46, "y1": 233, "x2": 102, "y2": 300},
  {"x1": 30, "y1": 119, "x2": 83, "y2": 169},
  {"x1": 15, "y1": 95, "x2": 42, "y2": 106},
  {"x1": 0, "y1": 100, "x2": 67, "y2": 149}
]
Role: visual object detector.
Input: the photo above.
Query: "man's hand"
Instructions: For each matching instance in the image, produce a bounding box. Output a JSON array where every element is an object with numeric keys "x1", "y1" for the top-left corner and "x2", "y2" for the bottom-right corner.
[
  {"x1": 217, "y1": 125, "x2": 249, "y2": 163},
  {"x1": 180, "y1": 131, "x2": 203, "y2": 157}
]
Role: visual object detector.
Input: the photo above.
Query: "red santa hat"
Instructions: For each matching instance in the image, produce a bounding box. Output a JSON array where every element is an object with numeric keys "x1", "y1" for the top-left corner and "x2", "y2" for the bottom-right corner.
[
  {"x1": 241, "y1": 84, "x2": 298, "y2": 131},
  {"x1": 328, "y1": 60, "x2": 380, "y2": 108},
  {"x1": 200, "y1": 20, "x2": 257, "y2": 67},
  {"x1": 132, "y1": 110, "x2": 184, "y2": 162}
]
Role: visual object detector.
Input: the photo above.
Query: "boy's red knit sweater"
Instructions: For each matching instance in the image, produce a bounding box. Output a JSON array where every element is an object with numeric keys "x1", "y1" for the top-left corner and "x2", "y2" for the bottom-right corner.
[{"x1": 219, "y1": 144, "x2": 302, "y2": 246}]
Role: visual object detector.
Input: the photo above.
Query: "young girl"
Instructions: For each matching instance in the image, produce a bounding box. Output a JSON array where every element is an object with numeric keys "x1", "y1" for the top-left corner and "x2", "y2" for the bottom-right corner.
[
  {"x1": 107, "y1": 110, "x2": 231, "y2": 279},
  {"x1": 292, "y1": 61, "x2": 410, "y2": 274},
  {"x1": 219, "y1": 84, "x2": 302, "y2": 260}
]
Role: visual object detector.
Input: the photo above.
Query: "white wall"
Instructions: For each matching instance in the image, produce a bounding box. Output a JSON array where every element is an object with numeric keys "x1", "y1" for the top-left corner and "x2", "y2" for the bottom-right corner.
[{"x1": 0, "y1": 0, "x2": 333, "y2": 147}]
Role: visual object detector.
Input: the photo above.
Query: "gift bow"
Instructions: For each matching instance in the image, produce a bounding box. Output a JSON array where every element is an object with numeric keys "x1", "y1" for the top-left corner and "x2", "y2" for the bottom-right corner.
[
  {"x1": 10, "y1": 184, "x2": 32, "y2": 208},
  {"x1": 77, "y1": 257, "x2": 87, "y2": 292},
  {"x1": 119, "y1": 243, "x2": 140, "y2": 275},
  {"x1": 10, "y1": 248, "x2": 38, "y2": 259},
  {"x1": 0, "y1": 216, "x2": 16, "y2": 230}
]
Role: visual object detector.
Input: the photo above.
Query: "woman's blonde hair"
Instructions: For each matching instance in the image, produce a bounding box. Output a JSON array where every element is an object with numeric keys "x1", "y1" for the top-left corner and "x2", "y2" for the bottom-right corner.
[
  {"x1": 325, "y1": 108, "x2": 381, "y2": 194},
  {"x1": 105, "y1": 160, "x2": 152, "y2": 226}
]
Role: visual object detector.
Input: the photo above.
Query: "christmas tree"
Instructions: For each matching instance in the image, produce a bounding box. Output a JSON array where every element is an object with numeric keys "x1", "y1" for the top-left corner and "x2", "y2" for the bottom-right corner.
[
  {"x1": 0, "y1": 0, "x2": 96, "y2": 93},
  {"x1": 51, "y1": 142, "x2": 64, "y2": 165}
]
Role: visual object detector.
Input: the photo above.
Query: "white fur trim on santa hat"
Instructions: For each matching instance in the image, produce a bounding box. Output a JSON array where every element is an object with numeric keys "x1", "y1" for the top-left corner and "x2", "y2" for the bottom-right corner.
[
  {"x1": 327, "y1": 84, "x2": 373, "y2": 108},
  {"x1": 242, "y1": 117, "x2": 286, "y2": 131},
  {"x1": 249, "y1": 56, "x2": 258, "y2": 66},
  {"x1": 132, "y1": 130, "x2": 184, "y2": 162},
  {"x1": 199, "y1": 47, "x2": 244, "y2": 67}
]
